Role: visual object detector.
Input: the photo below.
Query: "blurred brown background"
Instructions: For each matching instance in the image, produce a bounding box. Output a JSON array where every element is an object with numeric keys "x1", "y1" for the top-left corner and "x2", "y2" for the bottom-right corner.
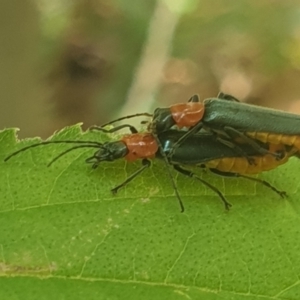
[{"x1": 1, "y1": 0, "x2": 300, "y2": 138}]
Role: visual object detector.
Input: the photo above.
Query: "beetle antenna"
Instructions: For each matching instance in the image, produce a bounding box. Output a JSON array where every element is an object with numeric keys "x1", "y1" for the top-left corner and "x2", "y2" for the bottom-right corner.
[
  {"x1": 90, "y1": 112, "x2": 153, "y2": 130},
  {"x1": 47, "y1": 144, "x2": 104, "y2": 167},
  {"x1": 4, "y1": 140, "x2": 103, "y2": 162}
]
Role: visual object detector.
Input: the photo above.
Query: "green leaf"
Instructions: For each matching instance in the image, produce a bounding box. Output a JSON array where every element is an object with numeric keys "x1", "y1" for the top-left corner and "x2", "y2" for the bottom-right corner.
[{"x1": 1, "y1": 125, "x2": 300, "y2": 300}]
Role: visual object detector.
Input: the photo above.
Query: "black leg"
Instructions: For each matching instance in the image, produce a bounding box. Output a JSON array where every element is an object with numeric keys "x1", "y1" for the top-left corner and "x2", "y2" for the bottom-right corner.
[
  {"x1": 154, "y1": 136, "x2": 185, "y2": 212},
  {"x1": 223, "y1": 126, "x2": 282, "y2": 159},
  {"x1": 166, "y1": 121, "x2": 204, "y2": 159},
  {"x1": 209, "y1": 168, "x2": 287, "y2": 198},
  {"x1": 111, "y1": 159, "x2": 151, "y2": 193},
  {"x1": 173, "y1": 164, "x2": 232, "y2": 210}
]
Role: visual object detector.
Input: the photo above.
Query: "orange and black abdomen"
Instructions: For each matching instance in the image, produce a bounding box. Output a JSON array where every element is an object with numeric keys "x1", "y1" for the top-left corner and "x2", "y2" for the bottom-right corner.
[
  {"x1": 246, "y1": 132, "x2": 300, "y2": 151},
  {"x1": 205, "y1": 144, "x2": 296, "y2": 174}
]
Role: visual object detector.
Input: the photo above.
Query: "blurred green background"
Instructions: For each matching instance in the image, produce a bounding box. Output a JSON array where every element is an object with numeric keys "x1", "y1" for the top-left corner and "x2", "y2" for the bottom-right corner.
[{"x1": 1, "y1": 0, "x2": 300, "y2": 138}]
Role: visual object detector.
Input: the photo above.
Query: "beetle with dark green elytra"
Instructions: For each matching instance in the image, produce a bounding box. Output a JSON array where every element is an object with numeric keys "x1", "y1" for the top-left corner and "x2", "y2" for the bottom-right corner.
[{"x1": 93, "y1": 92, "x2": 300, "y2": 161}]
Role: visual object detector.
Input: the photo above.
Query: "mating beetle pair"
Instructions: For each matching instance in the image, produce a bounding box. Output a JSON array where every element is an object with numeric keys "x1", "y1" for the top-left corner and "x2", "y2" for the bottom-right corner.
[{"x1": 5, "y1": 93, "x2": 300, "y2": 211}]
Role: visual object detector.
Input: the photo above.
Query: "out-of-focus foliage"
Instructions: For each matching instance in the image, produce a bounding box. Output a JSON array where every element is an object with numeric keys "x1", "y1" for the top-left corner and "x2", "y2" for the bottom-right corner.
[{"x1": 1, "y1": 0, "x2": 300, "y2": 137}]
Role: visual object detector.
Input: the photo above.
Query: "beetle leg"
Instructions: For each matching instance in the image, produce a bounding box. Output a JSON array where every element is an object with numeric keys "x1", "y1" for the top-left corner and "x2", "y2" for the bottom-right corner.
[
  {"x1": 166, "y1": 122, "x2": 204, "y2": 159},
  {"x1": 209, "y1": 168, "x2": 287, "y2": 198},
  {"x1": 111, "y1": 158, "x2": 151, "y2": 194},
  {"x1": 214, "y1": 136, "x2": 256, "y2": 165},
  {"x1": 173, "y1": 164, "x2": 232, "y2": 210},
  {"x1": 223, "y1": 126, "x2": 282, "y2": 159}
]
